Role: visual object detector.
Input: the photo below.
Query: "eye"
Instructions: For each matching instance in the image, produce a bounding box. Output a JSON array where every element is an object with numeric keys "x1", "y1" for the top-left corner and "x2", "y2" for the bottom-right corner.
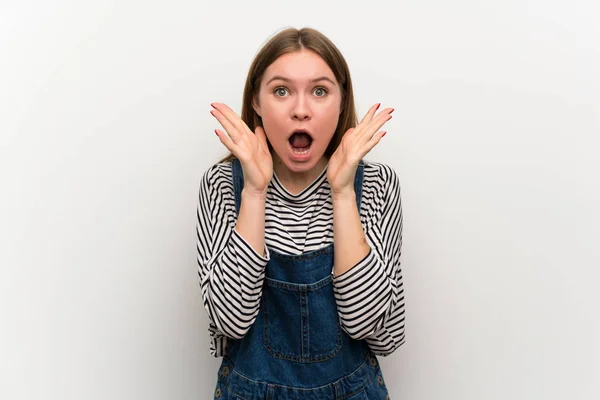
[
  {"x1": 313, "y1": 87, "x2": 328, "y2": 97},
  {"x1": 274, "y1": 87, "x2": 288, "y2": 97}
]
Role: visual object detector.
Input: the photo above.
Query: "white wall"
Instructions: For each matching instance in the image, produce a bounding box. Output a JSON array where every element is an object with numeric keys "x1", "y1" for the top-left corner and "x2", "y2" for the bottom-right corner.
[{"x1": 1, "y1": 1, "x2": 598, "y2": 399}]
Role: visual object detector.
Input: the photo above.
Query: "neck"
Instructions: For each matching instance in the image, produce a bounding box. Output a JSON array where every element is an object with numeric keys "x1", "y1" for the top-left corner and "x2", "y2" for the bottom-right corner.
[{"x1": 272, "y1": 155, "x2": 328, "y2": 195}]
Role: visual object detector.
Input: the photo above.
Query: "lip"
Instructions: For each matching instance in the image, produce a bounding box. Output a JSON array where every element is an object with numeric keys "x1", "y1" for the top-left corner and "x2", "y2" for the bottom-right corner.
[
  {"x1": 287, "y1": 129, "x2": 313, "y2": 140},
  {"x1": 287, "y1": 139, "x2": 312, "y2": 162}
]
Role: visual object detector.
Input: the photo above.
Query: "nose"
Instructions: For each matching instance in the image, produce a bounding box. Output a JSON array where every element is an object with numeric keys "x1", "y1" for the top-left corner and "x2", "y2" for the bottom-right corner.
[{"x1": 291, "y1": 94, "x2": 311, "y2": 121}]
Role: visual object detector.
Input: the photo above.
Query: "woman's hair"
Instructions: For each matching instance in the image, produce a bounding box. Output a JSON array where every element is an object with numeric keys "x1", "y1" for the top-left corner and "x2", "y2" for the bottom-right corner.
[{"x1": 217, "y1": 27, "x2": 358, "y2": 164}]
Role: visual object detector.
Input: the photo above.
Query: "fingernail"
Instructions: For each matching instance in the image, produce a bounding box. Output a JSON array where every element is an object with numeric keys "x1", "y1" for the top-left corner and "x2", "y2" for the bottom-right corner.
[
  {"x1": 214, "y1": 129, "x2": 219, "y2": 136},
  {"x1": 390, "y1": 108, "x2": 395, "y2": 113},
  {"x1": 382, "y1": 131, "x2": 387, "y2": 137},
  {"x1": 376, "y1": 103, "x2": 381, "y2": 110}
]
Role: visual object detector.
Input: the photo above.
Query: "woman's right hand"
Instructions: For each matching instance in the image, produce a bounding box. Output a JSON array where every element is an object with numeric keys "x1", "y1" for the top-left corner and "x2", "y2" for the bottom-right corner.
[{"x1": 210, "y1": 102, "x2": 273, "y2": 194}]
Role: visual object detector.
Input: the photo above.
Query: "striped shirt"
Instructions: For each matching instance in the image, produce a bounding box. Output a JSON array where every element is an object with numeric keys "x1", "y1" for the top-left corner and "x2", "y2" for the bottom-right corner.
[{"x1": 196, "y1": 159, "x2": 405, "y2": 357}]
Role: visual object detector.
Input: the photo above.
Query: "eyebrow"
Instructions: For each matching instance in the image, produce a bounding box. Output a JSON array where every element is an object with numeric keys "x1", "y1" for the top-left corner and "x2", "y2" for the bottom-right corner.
[{"x1": 265, "y1": 75, "x2": 337, "y2": 86}]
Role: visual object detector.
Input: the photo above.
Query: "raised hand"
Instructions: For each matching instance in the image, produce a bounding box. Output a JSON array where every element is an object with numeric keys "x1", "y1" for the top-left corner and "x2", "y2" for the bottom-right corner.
[
  {"x1": 327, "y1": 103, "x2": 394, "y2": 197},
  {"x1": 210, "y1": 102, "x2": 273, "y2": 194}
]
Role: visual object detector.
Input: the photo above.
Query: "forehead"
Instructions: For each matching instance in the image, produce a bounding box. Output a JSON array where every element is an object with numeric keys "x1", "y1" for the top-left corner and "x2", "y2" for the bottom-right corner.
[{"x1": 263, "y1": 50, "x2": 336, "y2": 84}]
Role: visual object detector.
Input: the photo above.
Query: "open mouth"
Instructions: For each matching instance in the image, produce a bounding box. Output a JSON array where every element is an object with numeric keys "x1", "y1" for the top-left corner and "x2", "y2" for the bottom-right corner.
[{"x1": 288, "y1": 130, "x2": 313, "y2": 154}]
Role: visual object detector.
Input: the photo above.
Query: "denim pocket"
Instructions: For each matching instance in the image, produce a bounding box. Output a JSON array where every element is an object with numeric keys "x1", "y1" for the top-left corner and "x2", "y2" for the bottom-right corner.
[
  {"x1": 214, "y1": 382, "x2": 242, "y2": 400},
  {"x1": 263, "y1": 274, "x2": 342, "y2": 363},
  {"x1": 214, "y1": 382, "x2": 247, "y2": 400},
  {"x1": 362, "y1": 369, "x2": 390, "y2": 400}
]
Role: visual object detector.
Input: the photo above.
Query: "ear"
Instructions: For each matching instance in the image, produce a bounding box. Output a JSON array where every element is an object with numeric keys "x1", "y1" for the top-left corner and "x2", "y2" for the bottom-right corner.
[{"x1": 252, "y1": 95, "x2": 262, "y2": 117}]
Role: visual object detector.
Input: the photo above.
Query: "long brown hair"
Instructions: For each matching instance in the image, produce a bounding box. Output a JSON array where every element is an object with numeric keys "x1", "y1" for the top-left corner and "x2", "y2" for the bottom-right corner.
[{"x1": 217, "y1": 27, "x2": 358, "y2": 164}]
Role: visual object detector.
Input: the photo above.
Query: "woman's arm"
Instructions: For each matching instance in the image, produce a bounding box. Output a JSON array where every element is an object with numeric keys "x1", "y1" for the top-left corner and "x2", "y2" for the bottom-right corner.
[
  {"x1": 196, "y1": 164, "x2": 269, "y2": 340},
  {"x1": 332, "y1": 164, "x2": 406, "y2": 356}
]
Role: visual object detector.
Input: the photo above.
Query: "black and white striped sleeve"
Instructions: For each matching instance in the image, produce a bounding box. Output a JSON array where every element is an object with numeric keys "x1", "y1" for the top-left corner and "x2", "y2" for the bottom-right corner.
[
  {"x1": 196, "y1": 163, "x2": 270, "y2": 356},
  {"x1": 332, "y1": 163, "x2": 406, "y2": 356}
]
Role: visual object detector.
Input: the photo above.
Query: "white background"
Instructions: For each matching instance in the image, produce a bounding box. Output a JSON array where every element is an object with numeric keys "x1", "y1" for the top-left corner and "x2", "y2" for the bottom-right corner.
[{"x1": 1, "y1": 1, "x2": 598, "y2": 399}]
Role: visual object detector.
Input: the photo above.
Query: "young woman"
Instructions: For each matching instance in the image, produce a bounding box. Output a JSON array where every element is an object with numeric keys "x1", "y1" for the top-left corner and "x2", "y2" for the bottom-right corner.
[{"x1": 196, "y1": 27, "x2": 405, "y2": 400}]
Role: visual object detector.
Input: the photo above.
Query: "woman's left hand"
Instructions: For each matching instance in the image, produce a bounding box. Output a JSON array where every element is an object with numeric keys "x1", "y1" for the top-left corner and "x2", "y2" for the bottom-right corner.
[{"x1": 327, "y1": 103, "x2": 394, "y2": 197}]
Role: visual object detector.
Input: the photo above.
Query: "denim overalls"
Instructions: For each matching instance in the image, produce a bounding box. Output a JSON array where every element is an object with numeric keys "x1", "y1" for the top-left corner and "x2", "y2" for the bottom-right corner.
[{"x1": 213, "y1": 158, "x2": 391, "y2": 400}]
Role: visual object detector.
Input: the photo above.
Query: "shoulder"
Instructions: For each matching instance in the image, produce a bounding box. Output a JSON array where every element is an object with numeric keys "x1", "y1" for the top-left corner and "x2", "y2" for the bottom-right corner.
[
  {"x1": 358, "y1": 161, "x2": 402, "y2": 227},
  {"x1": 200, "y1": 160, "x2": 234, "y2": 192},
  {"x1": 362, "y1": 160, "x2": 401, "y2": 197}
]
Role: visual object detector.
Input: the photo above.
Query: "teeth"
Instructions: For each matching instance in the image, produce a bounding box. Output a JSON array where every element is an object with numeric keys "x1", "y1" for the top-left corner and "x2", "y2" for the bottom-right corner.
[{"x1": 292, "y1": 147, "x2": 310, "y2": 155}]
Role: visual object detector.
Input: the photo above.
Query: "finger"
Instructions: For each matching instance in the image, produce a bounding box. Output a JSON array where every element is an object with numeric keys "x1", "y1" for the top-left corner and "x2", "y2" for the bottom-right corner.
[
  {"x1": 366, "y1": 107, "x2": 394, "y2": 126},
  {"x1": 254, "y1": 126, "x2": 269, "y2": 150},
  {"x1": 370, "y1": 107, "x2": 394, "y2": 125},
  {"x1": 360, "y1": 110, "x2": 393, "y2": 140},
  {"x1": 210, "y1": 108, "x2": 242, "y2": 142},
  {"x1": 358, "y1": 103, "x2": 381, "y2": 125},
  {"x1": 355, "y1": 104, "x2": 391, "y2": 137},
  {"x1": 362, "y1": 130, "x2": 387, "y2": 154},
  {"x1": 214, "y1": 128, "x2": 239, "y2": 154},
  {"x1": 359, "y1": 103, "x2": 381, "y2": 125},
  {"x1": 211, "y1": 102, "x2": 248, "y2": 136},
  {"x1": 370, "y1": 130, "x2": 387, "y2": 142}
]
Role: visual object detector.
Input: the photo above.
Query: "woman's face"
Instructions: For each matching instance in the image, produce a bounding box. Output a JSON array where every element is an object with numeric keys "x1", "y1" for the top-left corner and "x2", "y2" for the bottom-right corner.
[{"x1": 253, "y1": 49, "x2": 342, "y2": 175}]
